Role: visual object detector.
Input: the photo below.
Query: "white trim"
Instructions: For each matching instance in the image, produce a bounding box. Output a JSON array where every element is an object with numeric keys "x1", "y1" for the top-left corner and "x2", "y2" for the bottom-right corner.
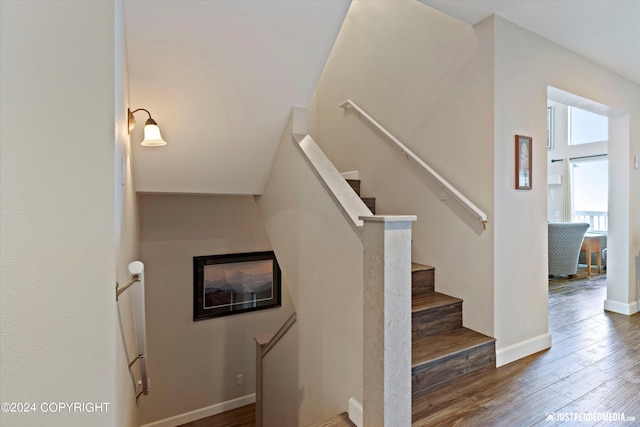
[
  {"x1": 495, "y1": 333, "x2": 551, "y2": 367},
  {"x1": 294, "y1": 134, "x2": 372, "y2": 235},
  {"x1": 141, "y1": 394, "x2": 255, "y2": 427},
  {"x1": 341, "y1": 170, "x2": 360, "y2": 180},
  {"x1": 604, "y1": 299, "x2": 638, "y2": 315},
  {"x1": 348, "y1": 397, "x2": 363, "y2": 427}
]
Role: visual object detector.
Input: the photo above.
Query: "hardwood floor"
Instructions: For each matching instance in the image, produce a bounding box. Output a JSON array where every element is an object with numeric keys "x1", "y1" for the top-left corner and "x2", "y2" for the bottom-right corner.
[
  {"x1": 177, "y1": 404, "x2": 255, "y2": 427},
  {"x1": 412, "y1": 269, "x2": 640, "y2": 426},
  {"x1": 307, "y1": 412, "x2": 355, "y2": 427},
  {"x1": 184, "y1": 268, "x2": 639, "y2": 427}
]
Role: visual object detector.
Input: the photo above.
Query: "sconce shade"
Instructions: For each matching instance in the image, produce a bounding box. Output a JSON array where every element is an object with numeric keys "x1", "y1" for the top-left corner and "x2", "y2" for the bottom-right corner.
[
  {"x1": 128, "y1": 108, "x2": 168, "y2": 147},
  {"x1": 141, "y1": 118, "x2": 167, "y2": 147}
]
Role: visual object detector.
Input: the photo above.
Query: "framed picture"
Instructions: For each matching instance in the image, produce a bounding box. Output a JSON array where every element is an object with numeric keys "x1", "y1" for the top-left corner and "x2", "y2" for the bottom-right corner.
[
  {"x1": 193, "y1": 251, "x2": 281, "y2": 321},
  {"x1": 515, "y1": 135, "x2": 532, "y2": 190},
  {"x1": 547, "y1": 106, "x2": 553, "y2": 150}
]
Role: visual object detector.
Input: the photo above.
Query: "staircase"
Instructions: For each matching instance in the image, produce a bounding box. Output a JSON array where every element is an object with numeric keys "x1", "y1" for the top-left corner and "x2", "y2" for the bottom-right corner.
[
  {"x1": 347, "y1": 178, "x2": 496, "y2": 423},
  {"x1": 410, "y1": 264, "x2": 495, "y2": 395},
  {"x1": 346, "y1": 179, "x2": 375, "y2": 214}
]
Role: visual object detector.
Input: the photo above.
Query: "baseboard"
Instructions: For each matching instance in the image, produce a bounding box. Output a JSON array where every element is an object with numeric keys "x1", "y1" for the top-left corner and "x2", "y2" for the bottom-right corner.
[
  {"x1": 496, "y1": 333, "x2": 551, "y2": 367},
  {"x1": 348, "y1": 397, "x2": 363, "y2": 427},
  {"x1": 141, "y1": 394, "x2": 255, "y2": 427},
  {"x1": 604, "y1": 299, "x2": 639, "y2": 315}
]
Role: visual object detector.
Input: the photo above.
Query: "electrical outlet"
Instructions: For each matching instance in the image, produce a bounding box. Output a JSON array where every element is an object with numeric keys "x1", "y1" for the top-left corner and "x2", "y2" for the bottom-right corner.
[
  {"x1": 438, "y1": 185, "x2": 447, "y2": 201},
  {"x1": 236, "y1": 374, "x2": 243, "y2": 385}
]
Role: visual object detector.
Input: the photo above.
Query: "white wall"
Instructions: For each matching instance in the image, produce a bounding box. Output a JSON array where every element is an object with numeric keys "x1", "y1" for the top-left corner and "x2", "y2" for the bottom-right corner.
[
  {"x1": 492, "y1": 15, "x2": 551, "y2": 358},
  {"x1": 137, "y1": 194, "x2": 292, "y2": 425},
  {"x1": 115, "y1": 0, "x2": 143, "y2": 425},
  {"x1": 257, "y1": 114, "x2": 364, "y2": 426},
  {"x1": 0, "y1": 1, "x2": 116, "y2": 426},
  {"x1": 308, "y1": 0, "x2": 495, "y2": 337},
  {"x1": 493, "y1": 15, "x2": 640, "y2": 359},
  {"x1": 125, "y1": 0, "x2": 350, "y2": 195},
  {"x1": 308, "y1": 0, "x2": 640, "y2": 366}
]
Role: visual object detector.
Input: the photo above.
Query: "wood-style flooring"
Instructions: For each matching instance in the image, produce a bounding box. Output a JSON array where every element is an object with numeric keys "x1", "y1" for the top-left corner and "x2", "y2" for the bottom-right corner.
[
  {"x1": 182, "y1": 269, "x2": 640, "y2": 427},
  {"x1": 177, "y1": 403, "x2": 254, "y2": 427},
  {"x1": 412, "y1": 269, "x2": 640, "y2": 426}
]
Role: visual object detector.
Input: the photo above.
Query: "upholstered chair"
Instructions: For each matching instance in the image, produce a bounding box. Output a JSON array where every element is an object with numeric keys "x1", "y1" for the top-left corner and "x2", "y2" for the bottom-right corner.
[{"x1": 548, "y1": 222, "x2": 590, "y2": 277}]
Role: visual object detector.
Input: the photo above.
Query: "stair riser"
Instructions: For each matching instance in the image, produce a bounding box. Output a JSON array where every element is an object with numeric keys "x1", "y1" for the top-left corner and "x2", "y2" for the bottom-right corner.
[
  {"x1": 412, "y1": 342, "x2": 495, "y2": 394},
  {"x1": 412, "y1": 269, "x2": 435, "y2": 296},
  {"x1": 361, "y1": 197, "x2": 375, "y2": 214},
  {"x1": 412, "y1": 302, "x2": 462, "y2": 338},
  {"x1": 346, "y1": 179, "x2": 361, "y2": 196}
]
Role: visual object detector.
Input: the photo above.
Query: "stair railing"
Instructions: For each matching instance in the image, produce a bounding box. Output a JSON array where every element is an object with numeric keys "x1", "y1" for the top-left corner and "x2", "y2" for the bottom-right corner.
[
  {"x1": 115, "y1": 261, "x2": 149, "y2": 400},
  {"x1": 293, "y1": 133, "x2": 372, "y2": 238},
  {"x1": 339, "y1": 99, "x2": 488, "y2": 229},
  {"x1": 254, "y1": 312, "x2": 297, "y2": 427}
]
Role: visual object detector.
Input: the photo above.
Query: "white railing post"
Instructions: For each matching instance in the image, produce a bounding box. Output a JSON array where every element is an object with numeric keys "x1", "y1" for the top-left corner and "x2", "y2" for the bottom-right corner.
[{"x1": 360, "y1": 215, "x2": 416, "y2": 427}]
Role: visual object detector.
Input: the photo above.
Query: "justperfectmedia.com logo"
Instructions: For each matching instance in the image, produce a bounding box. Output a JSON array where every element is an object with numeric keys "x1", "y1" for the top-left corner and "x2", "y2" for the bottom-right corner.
[{"x1": 545, "y1": 412, "x2": 636, "y2": 423}]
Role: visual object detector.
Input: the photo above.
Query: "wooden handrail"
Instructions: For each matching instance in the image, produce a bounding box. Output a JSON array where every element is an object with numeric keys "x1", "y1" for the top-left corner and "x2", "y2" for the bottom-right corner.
[
  {"x1": 339, "y1": 99, "x2": 488, "y2": 229},
  {"x1": 261, "y1": 312, "x2": 297, "y2": 357}
]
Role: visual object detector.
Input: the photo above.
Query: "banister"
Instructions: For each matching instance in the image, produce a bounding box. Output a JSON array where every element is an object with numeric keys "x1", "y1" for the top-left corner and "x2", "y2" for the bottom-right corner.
[
  {"x1": 116, "y1": 261, "x2": 149, "y2": 400},
  {"x1": 254, "y1": 312, "x2": 297, "y2": 427},
  {"x1": 292, "y1": 133, "x2": 371, "y2": 239},
  {"x1": 260, "y1": 312, "x2": 297, "y2": 357},
  {"x1": 339, "y1": 99, "x2": 488, "y2": 229}
]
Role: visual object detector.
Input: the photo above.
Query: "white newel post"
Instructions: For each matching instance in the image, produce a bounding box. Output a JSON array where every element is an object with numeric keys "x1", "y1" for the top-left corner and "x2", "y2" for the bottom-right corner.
[{"x1": 360, "y1": 215, "x2": 416, "y2": 427}]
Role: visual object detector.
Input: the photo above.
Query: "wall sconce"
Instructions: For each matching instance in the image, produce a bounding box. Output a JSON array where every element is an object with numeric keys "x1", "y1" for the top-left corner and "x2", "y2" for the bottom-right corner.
[{"x1": 128, "y1": 108, "x2": 167, "y2": 147}]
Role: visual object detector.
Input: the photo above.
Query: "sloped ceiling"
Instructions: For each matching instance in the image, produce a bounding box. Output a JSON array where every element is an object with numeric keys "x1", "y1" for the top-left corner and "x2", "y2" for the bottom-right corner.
[
  {"x1": 125, "y1": 0, "x2": 350, "y2": 194},
  {"x1": 126, "y1": 0, "x2": 638, "y2": 195},
  {"x1": 420, "y1": 0, "x2": 640, "y2": 84}
]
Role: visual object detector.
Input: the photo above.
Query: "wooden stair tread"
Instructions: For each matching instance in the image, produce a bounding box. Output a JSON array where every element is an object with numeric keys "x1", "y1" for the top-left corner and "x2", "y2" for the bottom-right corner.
[
  {"x1": 307, "y1": 412, "x2": 355, "y2": 427},
  {"x1": 412, "y1": 328, "x2": 495, "y2": 367},
  {"x1": 412, "y1": 292, "x2": 461, "y2": 312},
  {"x1": 412, "y1": 262, "x2": 435, "y2": 272}
]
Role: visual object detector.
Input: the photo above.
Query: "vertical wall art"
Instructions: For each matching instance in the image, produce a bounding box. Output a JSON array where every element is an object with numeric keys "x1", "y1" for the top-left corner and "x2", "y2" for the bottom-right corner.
[{"x1": 515, "y1": 135, "x2": 533, "y2": 190}]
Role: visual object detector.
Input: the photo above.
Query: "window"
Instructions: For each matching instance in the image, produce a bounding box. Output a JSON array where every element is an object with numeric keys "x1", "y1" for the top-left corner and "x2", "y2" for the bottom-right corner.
[
  {"x1": 572, "y1": 158, "x2": 608, "y2": 231},
  {"x1": 569, "y1": 106, "x2": 608, "y2": 145}
]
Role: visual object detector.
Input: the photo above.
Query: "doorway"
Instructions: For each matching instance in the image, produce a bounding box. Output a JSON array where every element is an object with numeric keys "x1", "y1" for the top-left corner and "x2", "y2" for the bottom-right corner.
[{"x1": 546, "y1": 88, "x2": 611, "y2": 309}]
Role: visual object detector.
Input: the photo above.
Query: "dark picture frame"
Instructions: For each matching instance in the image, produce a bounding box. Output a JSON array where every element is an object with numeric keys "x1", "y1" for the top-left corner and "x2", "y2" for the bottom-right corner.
[
  {"x1": 193, "y1": 251, "x2": 281, "y2": 321},
  {"x1": 515, "y1": 135, "x2": 532, "y2": 190}
]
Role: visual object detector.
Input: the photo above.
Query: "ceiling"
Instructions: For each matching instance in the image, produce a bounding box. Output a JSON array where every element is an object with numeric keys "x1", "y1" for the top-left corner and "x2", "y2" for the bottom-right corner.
[
  {"x1": 125, "y1": 0, "x2": 639, "y2": 196},
  {"x1": 125, "y1": 0, "x2": 351, "y2": 194},
  {"x1": 420, "y1": 0, "x2": 640, "y2": 85}
]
